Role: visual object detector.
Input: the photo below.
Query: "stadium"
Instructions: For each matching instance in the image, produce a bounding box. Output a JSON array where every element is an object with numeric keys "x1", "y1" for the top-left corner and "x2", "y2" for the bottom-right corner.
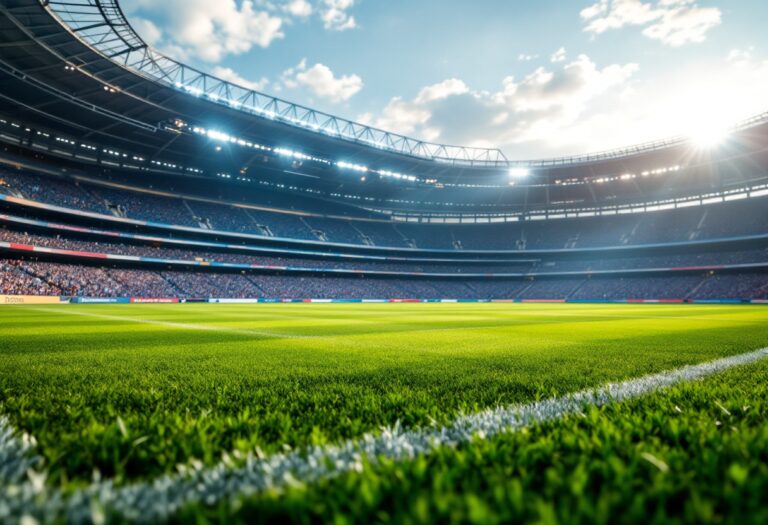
[{"x1": 0, "y1": 0, "x2": 767, "y2": 523}]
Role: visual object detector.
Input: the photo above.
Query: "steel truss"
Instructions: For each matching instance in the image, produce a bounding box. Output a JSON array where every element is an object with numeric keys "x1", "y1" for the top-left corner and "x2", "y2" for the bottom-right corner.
[
  {"x1": 36, "y1": 0, "x2": 768, "y2": 169},
  {"x1": 40, "y1": 0, "x2": 511, "y2": 167}
]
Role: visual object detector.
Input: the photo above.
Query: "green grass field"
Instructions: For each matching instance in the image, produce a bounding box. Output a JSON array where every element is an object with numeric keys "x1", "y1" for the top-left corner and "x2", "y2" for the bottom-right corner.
[{"x1": 1, "y1": 303, "x2": 768, "y2": 523}]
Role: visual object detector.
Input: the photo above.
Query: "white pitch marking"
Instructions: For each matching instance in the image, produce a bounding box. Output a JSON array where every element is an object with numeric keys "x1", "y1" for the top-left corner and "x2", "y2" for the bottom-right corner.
[
  {"x1": 0, "y1": 415, "x2": 42, "y2": 487},
  {"x1": 27, "y1": 307, "x2": 322, "y2": 340},
  {"x1": 1, "y1": 346, "x2": 766, "y2": 523},
  {"x1": 23, "y1": 306, "x2": 760, "y2": 348}
]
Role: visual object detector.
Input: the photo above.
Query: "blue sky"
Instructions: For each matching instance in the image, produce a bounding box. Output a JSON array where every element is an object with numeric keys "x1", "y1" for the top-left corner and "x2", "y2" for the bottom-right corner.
[{"x1": 121, "y1": 0, "x2": 768, "y2": 159}]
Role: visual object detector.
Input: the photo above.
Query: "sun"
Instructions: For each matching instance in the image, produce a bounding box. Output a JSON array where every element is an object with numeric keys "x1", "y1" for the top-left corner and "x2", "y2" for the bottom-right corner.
[{"x1": 689, "y1": 124, "x2": 730, "y2": 149}]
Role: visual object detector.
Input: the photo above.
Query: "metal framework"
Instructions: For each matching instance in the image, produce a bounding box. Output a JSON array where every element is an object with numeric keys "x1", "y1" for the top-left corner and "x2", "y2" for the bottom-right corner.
[
  {"x1": 36, "y1": 0, "x2": 768, "y2": 169},
  {"x1": 40, "y1": 0, "x2": 511, "y2": 167}
]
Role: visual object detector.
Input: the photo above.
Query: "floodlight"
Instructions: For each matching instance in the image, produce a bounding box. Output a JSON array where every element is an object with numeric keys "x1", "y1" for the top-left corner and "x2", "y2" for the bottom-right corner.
[{"x1": 509, "y1": 167, "x2": 530, "y2": 178}]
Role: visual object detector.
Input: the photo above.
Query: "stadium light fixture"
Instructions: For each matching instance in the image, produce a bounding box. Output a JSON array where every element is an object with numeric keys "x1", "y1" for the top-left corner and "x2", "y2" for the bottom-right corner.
[
  {"x1": 508, "y1": 167, "x2": 530, "y2": 178},
  {"x1": 337, "y1": 161, "x2": 369, "y2": 173}
]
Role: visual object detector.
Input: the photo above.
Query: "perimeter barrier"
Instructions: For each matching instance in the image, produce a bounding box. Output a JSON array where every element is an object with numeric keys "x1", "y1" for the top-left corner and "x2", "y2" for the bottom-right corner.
[{"x1": 0, "y1": 297, "x2": 765, "y2": 305}]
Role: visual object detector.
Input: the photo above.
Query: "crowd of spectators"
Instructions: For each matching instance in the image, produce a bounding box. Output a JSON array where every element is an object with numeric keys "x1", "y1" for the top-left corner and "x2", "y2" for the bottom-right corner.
[
  {"x1": 352, "y1": 221, "x2": 411, "y2": 247},
  {"x1": 535, "y1": 249, "x2": 768, "y2": 274},
  {"x1": 3, "y1": 227, "x2": 766, "y2": 278},
  {"x1": 3, "y1": 168, "x2": 768, "y2": 251},
  {"x1": 245, "y1": 208, "x2": 316, "y2": 240},
  {"x1": 161, "y1": 272, "x2": 263, "y2": 299},
  {"x1": 694, "y1": 274, "x2": 768, "y2": 300},
  {"x1": 571, "y1": 276, "x2": 704, "y2": 300},
  {"x1": 518, "y1": 279, "x2": 585, "y2": 300},
  {"x1": 90, "y1": 186, "x2": 200, "y2": 227},
  {"x1": 185, "y1": 201, "x2": 261, "y2": 234},
  {"x1": 0, "y1": 259, "x2": 177, "y2": 297},
  {"x1": 0, "y1": 259, "x2": 61, "y2": 296},
  {"x1": 0, "y1": 168, "x2": 104, "y2": 212},
  {"x1": 0, "y1": 228, "x2": 537, "y2": 274},
  {"x1": 304, "y1": 216, "x2": 378, "y2": 245},
  {"x1": 3, "y1": 258, "x2": 768, "y2": 300},
  {"x1": 249, "y1": 275, "x2": 472, "y2": 299},
  {"x1": 465, "y1": 280, "x2": 532, "y2": 299}
]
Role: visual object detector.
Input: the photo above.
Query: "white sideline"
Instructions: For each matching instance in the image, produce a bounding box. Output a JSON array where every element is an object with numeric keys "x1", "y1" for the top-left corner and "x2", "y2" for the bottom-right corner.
[
  {"x1": 0, "y1": 416, "x2": 41, "y2": 487},
  {"x1": 1, "y1": 347, "x2": 767, "y2": 524}
]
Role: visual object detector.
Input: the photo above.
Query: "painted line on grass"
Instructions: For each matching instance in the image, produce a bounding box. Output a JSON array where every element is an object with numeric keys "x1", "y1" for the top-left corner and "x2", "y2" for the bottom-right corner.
[
  {"x1": 27, "y1": 307, "x2": 323, "y2": 341},
  {"x1": 19, "y1": 307, "x2": 615, "y2": 343},
  {"x1": 2, "y1": 346, "x2": 767, "y2": 523},
  {"x1": 22, "y1": 307, "x2": 760, "y2": 347},
  {"x1": 0, "y1": 415, "x2": 42, "y2": 487}
]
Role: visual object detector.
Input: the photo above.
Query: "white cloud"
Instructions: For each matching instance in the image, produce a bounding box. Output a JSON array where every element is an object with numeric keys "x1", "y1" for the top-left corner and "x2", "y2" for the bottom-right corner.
[
  {"x1": 369, "y1": 80, "x2": 470, "y2": 140},
  {"x1": 320, "y1": 0, "x2": 357, "y2": 31},
  {"x1": 580, "y1": 0, "x2": 721, "y2": 47},
  {"x1": 130, "y1": 17, "x2": 163, "y2": 46},
  {"x1": 415, "y1": 79, "x2": 470, "y2": 104},
  {"x1": 364, "y1": 48, "x2": 768, "y2": 158},
  {"x1": 727, "y1": 47, "x2": 754, "y2": 67},
  {"x1": 518, "y1": 53, "x2": 538, "y2": 62},
  {"x1": 284, "y1": 0, "x2": 313, "y2": 17},
  {"x1": 279, "y1": 60, "x2": 363, "y2": 102},
  {"x1": 641, "y1": 3, "x2": 722, "y2": 46},
  {"x1": 363, "y1": 55, "x2": 640, "y2": 154},
  {"x1": 212, "y1": 66, "x2": 270, "y2": 91},
  {"x1": 277, "y1": 58, "x2": 307, "y2": 91},
  {"x1": 122, "y1": 0, "x2": 284, "y2": 62},
  {"x1": 580, "y1": 0, "x2": 658, "y2": 33},
  {"x1": 550, "y1": 47, "x2": 567, "y2": 63},
  {"x1": 371, "y1": 98, "x2": 433, "y2": 137}
]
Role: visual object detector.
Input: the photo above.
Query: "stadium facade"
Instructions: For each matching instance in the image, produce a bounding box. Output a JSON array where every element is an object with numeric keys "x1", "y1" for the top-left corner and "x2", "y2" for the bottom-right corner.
[{"x1": 0, "y1": 0, "x2": 767, "y2": 303}]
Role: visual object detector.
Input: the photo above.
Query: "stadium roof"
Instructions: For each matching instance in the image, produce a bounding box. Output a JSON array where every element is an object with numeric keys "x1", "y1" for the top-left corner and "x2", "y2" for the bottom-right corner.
[
  {"x1": 1, "y1": 0, "x2": 768, "y2": 217},
  {"x1": 12, "y1": 0, "x2": 768, "y2": 170}
]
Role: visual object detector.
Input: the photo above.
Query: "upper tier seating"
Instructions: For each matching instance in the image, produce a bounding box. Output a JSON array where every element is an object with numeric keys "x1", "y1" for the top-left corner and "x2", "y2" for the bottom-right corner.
[{"x1": 2, "y1": 168, "x2": 768, "y2": 251}]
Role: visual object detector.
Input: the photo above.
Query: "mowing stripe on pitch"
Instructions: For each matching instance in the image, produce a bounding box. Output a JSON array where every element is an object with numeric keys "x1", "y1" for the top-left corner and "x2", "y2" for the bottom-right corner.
[
  {"x1": 28, "y1": 307, "x2": 323, "y2": 340},
  {"x1": 1, "y1": 346, "x2": 766, "y2": 523}
]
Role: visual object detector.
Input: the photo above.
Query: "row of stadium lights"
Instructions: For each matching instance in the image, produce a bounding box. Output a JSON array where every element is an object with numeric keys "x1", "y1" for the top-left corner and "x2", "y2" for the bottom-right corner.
[
  {"x1": 66, "y1": 66, "x2": 120, "y2": 95},
  {"x1": 190, "y1": 125, "x2": 532, "y2": 189},
  {"x1": 190, "y1": 126, "x2": 426, "y2": 185},
  {"x1": 9, "y1": 124, "x2": 768, "y2": 224},
  {"x1": 5, "y1": 117, "x2": 377, "y2": 202},
  {"x1": 552, "y1": 166, "x2": 682, "y2": 187},
  {"x1": 58, "y1": 67, "x2": 428, "y2": 186},
  {"x1": 20, "y1": 117, "x2": 686, "y2": 197},
  {"x1": 1, "y1": 117, "x2": 682, "y2": 196},
  {"x1": 255, "y1": 179, "x2": 375, "y2": 201},
  {"x1": 592, "y1": 166, "x2": 682, "y2": 185},
  {"x1": 5, "y1": 118, "x2": 201, "y2": 176},
  {"x1": 47, "y1": 130, "x2": 138, "y2": 159},
  {"x1": 5, "y1": 117, "x2": 743, "y2": 218}
]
